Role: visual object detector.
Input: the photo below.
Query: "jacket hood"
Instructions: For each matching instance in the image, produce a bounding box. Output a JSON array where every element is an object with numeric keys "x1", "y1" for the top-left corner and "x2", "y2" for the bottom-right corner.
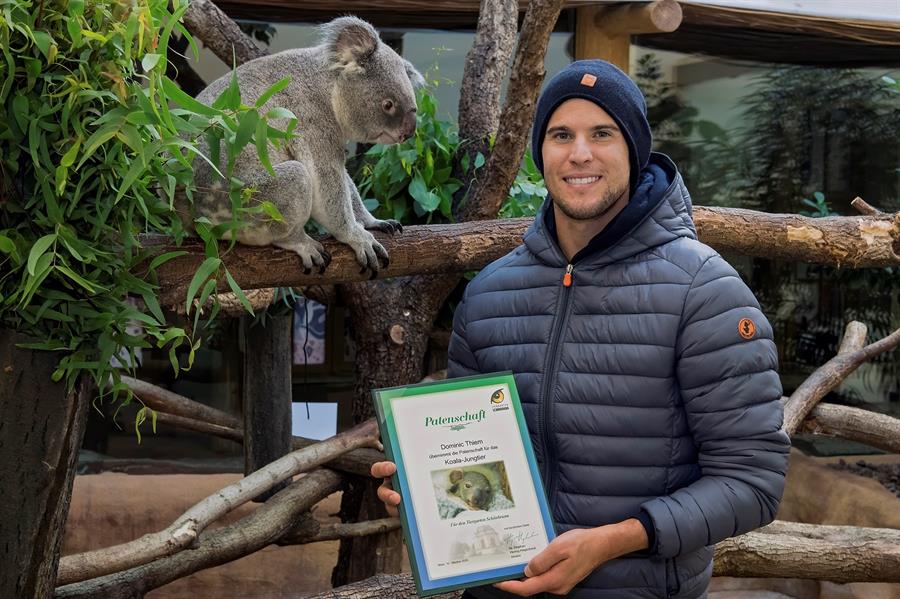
[{"x1": 523, "y1": 152, "x2": 697, "y2": 268}]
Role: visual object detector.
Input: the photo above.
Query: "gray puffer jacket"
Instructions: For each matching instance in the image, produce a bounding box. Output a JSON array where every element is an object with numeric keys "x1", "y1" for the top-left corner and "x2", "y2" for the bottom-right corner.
[{"x1": 448, "y1": 154, "x2": 791, "y2": 599}]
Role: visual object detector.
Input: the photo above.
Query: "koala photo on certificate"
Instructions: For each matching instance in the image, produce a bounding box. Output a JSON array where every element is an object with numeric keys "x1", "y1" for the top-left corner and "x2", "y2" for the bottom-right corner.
[{"x1": 372, "y1": 372, "x2": 555, "y2": 597}]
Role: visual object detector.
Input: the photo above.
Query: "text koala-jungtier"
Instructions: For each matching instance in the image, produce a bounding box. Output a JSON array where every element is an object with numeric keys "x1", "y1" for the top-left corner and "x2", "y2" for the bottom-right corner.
[{"x1": 184, "y1": 16, "x2": 422, "y2": 275}]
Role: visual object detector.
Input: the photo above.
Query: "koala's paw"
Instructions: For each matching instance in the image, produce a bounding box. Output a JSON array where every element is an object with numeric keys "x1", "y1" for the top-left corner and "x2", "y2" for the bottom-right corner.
[
  {"x1": 350, "y1": 234, "x2": 390, "y2": 280},
  {"x1": 278, "y1": 238, "x2": 330, "y2": 275},
  {"x1": 367, "y1": 219, "x2": 403, "y2": 236}
]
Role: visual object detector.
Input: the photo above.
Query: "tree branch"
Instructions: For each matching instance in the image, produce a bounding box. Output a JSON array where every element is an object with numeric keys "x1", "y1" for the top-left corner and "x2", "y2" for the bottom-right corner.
[
  {"x1": 124, "y1": 375, "x2": 241, "y2": 429},
  {"x1": 800, "y1": 403, "x2": 900, "y2": 454},
  {"x1": 56, "y1": 420, "x2": 379, "y2": 585},
  {"x1": 279, "y1": 518, "x2": 401, "y2": 545},
  {"x1": 182, "y1": 0, "x2": 265, "y2": 66},
  {"x1": 54, "y1": 469, "x2": 343, "y2": 598},
  {"x1": 460, "y1": 0, "x2": 565, "y2": 221},
  {"x1": 146, "y1": 209, "x2": 900, "y2": 308},
  {"x1": 783, "y1": 324, "x2": 900, "y2": 434}
]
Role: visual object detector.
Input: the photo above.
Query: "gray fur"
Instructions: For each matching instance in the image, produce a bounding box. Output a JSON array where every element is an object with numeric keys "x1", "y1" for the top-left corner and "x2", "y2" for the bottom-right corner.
[{"x1": 185, "y1": 16, "x2": 421, "y2": 274}]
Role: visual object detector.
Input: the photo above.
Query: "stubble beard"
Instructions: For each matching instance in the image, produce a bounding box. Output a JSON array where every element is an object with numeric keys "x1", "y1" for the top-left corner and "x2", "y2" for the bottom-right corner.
[{"x1": 555, "y1": 181, "x2": 629, "y2": 221}]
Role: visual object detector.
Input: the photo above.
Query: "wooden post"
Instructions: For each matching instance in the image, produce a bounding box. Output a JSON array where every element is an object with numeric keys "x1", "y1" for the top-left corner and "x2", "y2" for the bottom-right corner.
[
  {"x1": 0, "y1": 330, "x2": 89, "y2": 598},
  {"x1": 575, "y1": 0, "x2": 683, "y2": 72},
  {"x1": 241, "y1": 312, "x2": 293, "y2": 501}
]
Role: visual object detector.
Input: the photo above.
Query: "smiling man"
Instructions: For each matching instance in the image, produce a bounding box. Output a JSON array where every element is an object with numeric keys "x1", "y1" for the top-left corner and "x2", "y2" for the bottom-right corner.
[{"x1": 374, "y1": 60, "x2": 790, "y2": 598}]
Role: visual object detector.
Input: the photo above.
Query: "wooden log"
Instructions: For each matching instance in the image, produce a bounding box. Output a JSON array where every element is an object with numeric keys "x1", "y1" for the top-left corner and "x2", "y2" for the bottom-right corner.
[
  {"x1": 694, "y1": 207, "x2": 900, "y2": 269},
  {"x1": 308, "y1": 573, "x2": 461, "y2": 599},
  {"x1": 575, "y1": 0, "x2": 682, "y2": 70},
  {"x1": 56, "y1": 419, "x2": 379, "y2": 586},
  {"x1": 800, "y1": 403, "x2": 900, "y2": 454},
  {"x1": 241, "y1": 313, "x2": 293, "y2": 501},
  {"x1": 714, "y1": 522, "x2": 900, "y2": 583},
  {"x1": 54, "y1": 469, "x2": 343, "y2": 598},
  {"x1": 147, "y1": 209, "x2": 900, "y2": 308},
  {"x1": 0, "y1": 330, "x2": 89, "y2": 598}
]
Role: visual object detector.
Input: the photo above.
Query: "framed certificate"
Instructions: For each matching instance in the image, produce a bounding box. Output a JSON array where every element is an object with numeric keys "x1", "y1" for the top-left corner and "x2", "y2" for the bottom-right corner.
[{"x1": 372, "y1": 372, "x2": 556, "y2": 597}]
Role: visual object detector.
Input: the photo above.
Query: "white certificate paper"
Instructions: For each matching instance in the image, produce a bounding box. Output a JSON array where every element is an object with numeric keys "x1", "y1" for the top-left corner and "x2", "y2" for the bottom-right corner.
[{"x1": 373, "y1": 372, "x2": 555, "y2": 596}]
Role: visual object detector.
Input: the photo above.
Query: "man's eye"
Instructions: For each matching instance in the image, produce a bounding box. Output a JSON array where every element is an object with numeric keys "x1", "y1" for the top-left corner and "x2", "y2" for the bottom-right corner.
[{"x1": 594, "y1": 130, "x2": 611, "y2": 138}]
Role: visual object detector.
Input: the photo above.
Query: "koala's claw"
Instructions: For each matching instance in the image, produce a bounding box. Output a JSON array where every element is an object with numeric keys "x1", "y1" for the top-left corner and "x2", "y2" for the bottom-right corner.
[
  {"x1": 318, "y1": 250, "x2": 332, "y2": 274},
  {"x1": 368, "y1": 219, "x2": 403, "y2": 235}
]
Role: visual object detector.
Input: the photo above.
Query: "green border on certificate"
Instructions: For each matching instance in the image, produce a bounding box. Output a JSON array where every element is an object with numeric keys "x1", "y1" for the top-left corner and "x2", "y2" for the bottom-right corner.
[{"x1": 372, "y1": 371, "x2": 556, "y2": 597}]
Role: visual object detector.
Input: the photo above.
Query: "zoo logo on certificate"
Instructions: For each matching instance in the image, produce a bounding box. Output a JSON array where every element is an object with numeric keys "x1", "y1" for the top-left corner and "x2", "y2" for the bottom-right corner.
[{"x1": 373, "y1": 372, "x2": 555, "y2": 596}]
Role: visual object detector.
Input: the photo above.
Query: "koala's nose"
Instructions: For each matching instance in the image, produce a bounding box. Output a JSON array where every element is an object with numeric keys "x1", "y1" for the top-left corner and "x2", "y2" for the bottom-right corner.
[{"x1": 400, "y1": 109, "x2": 417, "y2": 141}]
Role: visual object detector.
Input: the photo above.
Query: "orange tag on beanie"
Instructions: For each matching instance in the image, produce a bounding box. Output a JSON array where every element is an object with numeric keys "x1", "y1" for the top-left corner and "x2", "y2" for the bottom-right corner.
[
  {"x1": 580, "y1": 73, "x2": 597, "y2": 87},
  {"x1": 738, "y1": 318, "x2": 756, "y2": 340}
]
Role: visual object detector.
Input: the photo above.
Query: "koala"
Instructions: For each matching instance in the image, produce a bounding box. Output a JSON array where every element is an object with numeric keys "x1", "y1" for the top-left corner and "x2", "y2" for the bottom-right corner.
[
  {"x1": 184, "y1": 17, "x2": 422, "y2": 275},
  {"x1": 448, "y1": 469, "x2": 494, "y2": 511}
]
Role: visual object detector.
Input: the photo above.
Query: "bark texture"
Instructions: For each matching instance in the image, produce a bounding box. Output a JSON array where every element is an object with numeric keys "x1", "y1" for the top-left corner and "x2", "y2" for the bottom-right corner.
[
  {"x1": 713, "y1": 522, "x2": 900, "y2": 583},
  {"x1": 694, "y1": 207, "x2": 900, "y2": 268},
  {"x1": 54, "y1": 469, "x2": 343, "y2": 599},
  {"x1": 460, "y1": 0, "x2": 565, "y2": 221},
  {"x1": 453, "y1": 0, "x2": 518, "y2": 203},
  {"x1": 182, "y1": 0, "x2": 265, "y2": 65},
  {"x1": 0, "y1": 330, "x2": 89, "y2": 599},
  {"x1": 148, "y1": 209, "x2": 900, "y2": 307},
  {"x1": 310, "y1": 574, "x2": 461, "y2": 599}
]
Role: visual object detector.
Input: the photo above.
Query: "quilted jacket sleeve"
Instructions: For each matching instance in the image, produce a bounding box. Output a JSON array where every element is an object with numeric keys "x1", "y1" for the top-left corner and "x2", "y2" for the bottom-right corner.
[
  {"x1": 448, "y1": 287, "x2": 480, "y2": 378},
  {"x1": 640, "y1": 255, "x2": 791, "y2": 558}
]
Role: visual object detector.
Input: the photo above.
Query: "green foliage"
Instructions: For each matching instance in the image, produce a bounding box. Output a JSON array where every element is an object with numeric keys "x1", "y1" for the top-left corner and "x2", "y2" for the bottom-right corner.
[
  {"x1": 499, "y1": 150, "x2": 547, "y2": 218},
  {"x1": 354, "y1": 86, "x2": 463, "y2": 223},
  {"x1": 0, "y1": 0, "x2": 289, "y2": 401},
  {"x1": 799, "y1": 191, "x2": 832, "y2": 218},
  {"x1": 352, "y1": 83, "x2": 547, "y2": 223}
]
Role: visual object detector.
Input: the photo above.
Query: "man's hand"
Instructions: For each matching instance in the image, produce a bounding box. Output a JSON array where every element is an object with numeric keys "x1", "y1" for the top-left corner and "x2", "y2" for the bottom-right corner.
[
  {"x1": 371, "y1": 460, "x2": 401, "y2": 518},
  {"x1": 494, "y1": 518, "x2": 649, "y2": 597}
]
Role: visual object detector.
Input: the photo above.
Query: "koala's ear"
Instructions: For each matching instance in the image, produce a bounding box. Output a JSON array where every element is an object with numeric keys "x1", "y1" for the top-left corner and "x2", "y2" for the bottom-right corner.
[
  {"x1": 404, "y1": 59, "x2": 425, "y2": 88},
  {"x1": 449, "y1": 469, "x2": 463, "y2": 484},
  {"x1": 321, "y1": 16, "x2": 380, "y2": 74}
]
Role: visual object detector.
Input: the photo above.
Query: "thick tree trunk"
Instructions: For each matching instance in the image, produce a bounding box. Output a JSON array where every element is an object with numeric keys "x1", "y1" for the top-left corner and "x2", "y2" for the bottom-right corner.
[
  {"x1": 0, "y1": 330, "x2": 89, "y2": 598},
  {"x1": 148, "y1": 209, "x2": 900, "y2": 306},
  {"x1": 332, "y1": 275, "x2": 459, "y2": 586},
  {"x1": 241, "y1": 312, "x2": 293, "y2": 501}
]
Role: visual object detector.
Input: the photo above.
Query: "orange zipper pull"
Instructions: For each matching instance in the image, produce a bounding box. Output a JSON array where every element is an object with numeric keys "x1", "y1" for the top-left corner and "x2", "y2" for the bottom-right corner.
[{"x1": 562, "y1": 264, "x2": 574, "y2": 287}]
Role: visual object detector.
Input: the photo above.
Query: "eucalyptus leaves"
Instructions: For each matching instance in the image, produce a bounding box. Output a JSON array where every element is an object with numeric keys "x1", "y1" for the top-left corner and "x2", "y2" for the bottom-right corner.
[{"x1": 0, "y1": 0, "x2": 290, "y2": 404}]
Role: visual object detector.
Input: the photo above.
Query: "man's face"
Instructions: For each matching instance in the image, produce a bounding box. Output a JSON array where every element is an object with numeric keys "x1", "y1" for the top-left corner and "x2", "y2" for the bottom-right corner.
[{"x1": 541, "y1": 98, "x2": 630, "y2": 221}]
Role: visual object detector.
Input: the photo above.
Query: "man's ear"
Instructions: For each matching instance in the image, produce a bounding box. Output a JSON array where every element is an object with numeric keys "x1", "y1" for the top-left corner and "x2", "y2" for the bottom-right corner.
[
  {"x1": 404, "y1": 59, "x2": 425, "y2": 88},
  {"x1": 321, "y1": 16, "x2": 379, "y2": 74}
]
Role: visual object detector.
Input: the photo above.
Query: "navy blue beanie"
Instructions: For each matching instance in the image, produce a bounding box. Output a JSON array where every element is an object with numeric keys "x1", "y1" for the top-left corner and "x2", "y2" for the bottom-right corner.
[{"x1": 531, "y1": 60, "x2": 652, "y2": 193}]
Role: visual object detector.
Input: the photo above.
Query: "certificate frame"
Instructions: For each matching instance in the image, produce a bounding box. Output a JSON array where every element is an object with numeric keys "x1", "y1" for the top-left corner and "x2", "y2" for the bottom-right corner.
[{"x1": 372, "y1": 371, "x2": 556, "y2": 597}]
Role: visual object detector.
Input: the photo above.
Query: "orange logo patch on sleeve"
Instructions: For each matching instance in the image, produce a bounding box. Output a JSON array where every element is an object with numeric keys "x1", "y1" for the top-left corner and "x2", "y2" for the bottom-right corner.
[
  {"x1": 738, "y1": 318, "x2": 756, "y2": 339},
  {"x1": 580, "y1": 73, "x2": 597, "y2": 87}
]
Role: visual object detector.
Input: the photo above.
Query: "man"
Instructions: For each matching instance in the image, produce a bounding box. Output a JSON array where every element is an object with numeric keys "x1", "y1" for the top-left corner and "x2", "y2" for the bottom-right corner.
[{"x1": 373, "y1": 60, "x2": 791, "y2": 598}]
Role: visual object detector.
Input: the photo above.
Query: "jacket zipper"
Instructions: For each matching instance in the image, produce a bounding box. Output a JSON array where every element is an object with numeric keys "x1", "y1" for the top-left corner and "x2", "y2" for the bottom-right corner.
[{"x1": 539, "y1": 263, "x2": 575, "y2": 512}]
